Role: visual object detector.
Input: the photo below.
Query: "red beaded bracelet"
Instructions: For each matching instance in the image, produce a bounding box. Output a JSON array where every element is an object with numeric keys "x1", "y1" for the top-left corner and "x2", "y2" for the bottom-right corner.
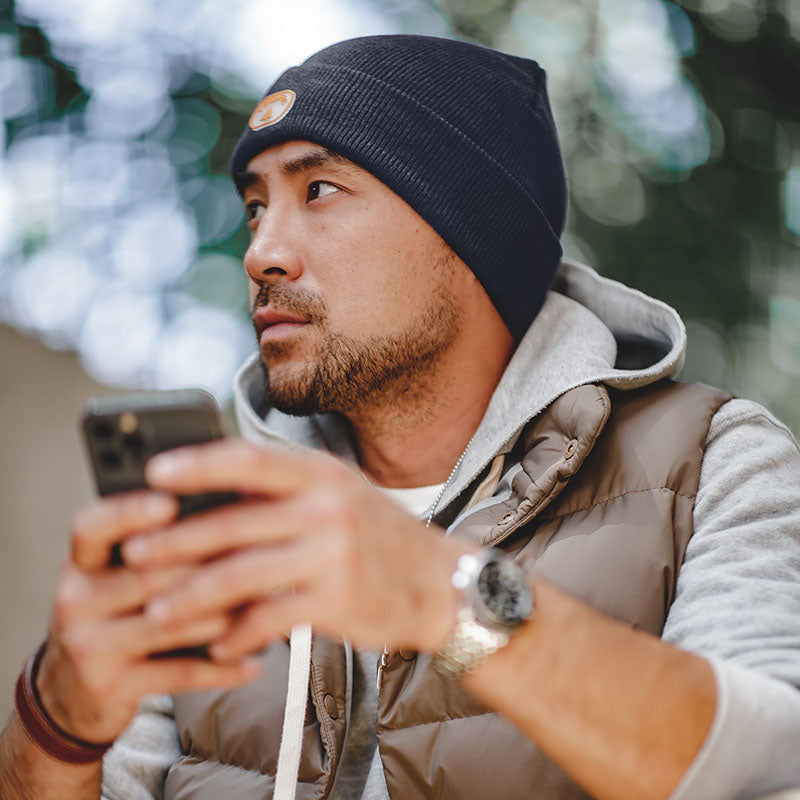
[{"x1": 14, "y1": 641, "x2": 115, "y2": 764}]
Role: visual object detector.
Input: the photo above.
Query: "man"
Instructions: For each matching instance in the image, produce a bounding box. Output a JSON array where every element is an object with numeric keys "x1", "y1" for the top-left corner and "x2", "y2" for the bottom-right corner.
[{"x1": 2, "y1": 34, "x2": 800, "y2": 800}]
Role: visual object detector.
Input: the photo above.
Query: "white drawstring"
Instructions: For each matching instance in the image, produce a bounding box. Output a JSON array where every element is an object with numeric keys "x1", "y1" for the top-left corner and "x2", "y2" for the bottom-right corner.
[{"x1": 274, "y1": 622, "x2": 312, "y2": 800}]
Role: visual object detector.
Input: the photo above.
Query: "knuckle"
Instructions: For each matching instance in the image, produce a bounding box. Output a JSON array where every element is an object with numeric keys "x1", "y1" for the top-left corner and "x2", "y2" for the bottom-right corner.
[
  {"x1": 53, "y1": 568, "x2": 91, "y2": 627},
  {"x1": 69, "y1": 521, "x2": 93, "y2": 558},
  {"x1": 53, "y1": 588, "x2": 78, "y2": 628},
  {"x1": 71, "y1": 503, "x2": 101, "y2": 537},
  {"x1": 60, "y1": 627, "x2": 95, "y2": 668}
]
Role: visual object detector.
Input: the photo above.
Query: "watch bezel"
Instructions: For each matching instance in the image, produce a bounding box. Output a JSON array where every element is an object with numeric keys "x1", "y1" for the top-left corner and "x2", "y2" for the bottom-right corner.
[{"x1": 458, "y1": 550, "x2": 534, "y2": 631}]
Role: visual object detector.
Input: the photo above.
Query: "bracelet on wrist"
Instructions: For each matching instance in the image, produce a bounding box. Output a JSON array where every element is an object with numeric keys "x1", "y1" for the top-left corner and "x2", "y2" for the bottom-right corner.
[{"x1": 14, "y1": 641, "x2": 115, "y2": 764}]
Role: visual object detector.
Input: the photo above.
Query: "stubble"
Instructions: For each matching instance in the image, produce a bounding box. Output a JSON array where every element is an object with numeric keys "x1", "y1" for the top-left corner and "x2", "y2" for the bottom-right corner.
[{"x1": 252, "y1": 250, "x2": 463, "y2": 418}]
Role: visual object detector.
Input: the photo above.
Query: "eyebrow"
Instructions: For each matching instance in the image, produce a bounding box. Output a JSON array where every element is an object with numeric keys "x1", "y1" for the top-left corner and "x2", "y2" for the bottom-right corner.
[{"x1": 233, "y1": 147, "x2": 352, "y2": 198}]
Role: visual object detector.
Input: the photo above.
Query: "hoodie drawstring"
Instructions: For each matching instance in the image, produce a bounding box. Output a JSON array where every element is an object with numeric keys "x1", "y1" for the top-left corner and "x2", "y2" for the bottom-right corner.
[{"x1": 274, "y1": 622, "x2": 312, "y2": 800}]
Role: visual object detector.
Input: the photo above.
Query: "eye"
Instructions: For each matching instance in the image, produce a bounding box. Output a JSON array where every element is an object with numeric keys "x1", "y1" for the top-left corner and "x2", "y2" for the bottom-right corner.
[
  {"x1": 245, "y1": 201, "x2": 265, "y2": 222},
  {"x1": 307, "y1": 181, "x2": 339, "y2": 202}
]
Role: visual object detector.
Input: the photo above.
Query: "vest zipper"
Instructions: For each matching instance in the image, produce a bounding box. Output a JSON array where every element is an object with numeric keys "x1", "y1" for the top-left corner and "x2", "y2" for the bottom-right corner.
[
  {"x1": 377, "y1": 644, "x2": 389, "y2": 690},
  {"x1": 377, "y1": 432, "x2": 477, "y2": 693}
]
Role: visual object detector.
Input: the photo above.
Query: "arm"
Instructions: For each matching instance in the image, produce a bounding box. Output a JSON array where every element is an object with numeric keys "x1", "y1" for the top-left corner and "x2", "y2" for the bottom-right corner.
[
  {"x1": 461, "y1": 579, "x2": 716, "y2": 798},
  {"x1": 664, "y1": 399, "x2": 800, "y2": 798},
  {"x1": 0, "y1": 492, "x2": 259, "y2": 800},
  {"x1": 123, "y1": 440, "x2": 720, "y2": 800},
  {"x1": 0, "y1": 695, "x2": 179, "y2": 800},
  {"x1": 469, "y1": 399, "x2": 800, "y2": 799},
  {"x1": 0, "y1": 714, "x2": 102, "y2": 800}
]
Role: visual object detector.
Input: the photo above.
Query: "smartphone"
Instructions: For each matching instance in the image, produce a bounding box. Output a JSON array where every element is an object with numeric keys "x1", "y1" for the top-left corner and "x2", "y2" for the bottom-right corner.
[
  {"x1": 81, "y1": 388, "x2": 238, "y2": 659},
  {"x1": 81, "y1": 388, "x2": 237, "y2": 528}
]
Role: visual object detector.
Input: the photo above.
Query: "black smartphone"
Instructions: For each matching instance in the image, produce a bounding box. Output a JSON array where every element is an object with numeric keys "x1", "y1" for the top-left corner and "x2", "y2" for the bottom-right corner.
[
  {"x1": 81, "y1": 388, "x2": 237, "y2": 528},
  {"x1": 81, "y1": 388, "x2": 238, "y2": 659}
]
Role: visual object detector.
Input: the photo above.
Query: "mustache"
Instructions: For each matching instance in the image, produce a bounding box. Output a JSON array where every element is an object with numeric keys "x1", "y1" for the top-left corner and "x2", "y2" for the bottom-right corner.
[{"x1": 251, "y1": 283, "x2": 328, "y2": 324}]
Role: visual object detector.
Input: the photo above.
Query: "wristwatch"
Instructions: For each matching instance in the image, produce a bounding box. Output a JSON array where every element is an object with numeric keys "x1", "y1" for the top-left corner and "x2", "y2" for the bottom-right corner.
[{"x1": 433, "y1": 548, "x2": 534, "y2": 679}]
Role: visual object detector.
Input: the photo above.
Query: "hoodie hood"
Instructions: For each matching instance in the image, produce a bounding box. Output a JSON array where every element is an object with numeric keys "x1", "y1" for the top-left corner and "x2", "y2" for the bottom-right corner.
[{"x1": 233, "y1": 259, "x2": 686, "y2": 514}]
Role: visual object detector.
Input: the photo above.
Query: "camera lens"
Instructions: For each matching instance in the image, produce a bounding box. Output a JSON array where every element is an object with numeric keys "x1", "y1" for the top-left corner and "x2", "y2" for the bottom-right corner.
[
  {"x1": 92, "y1": 421, "x2": 114, "y2": 440},
  {"x1": 99, "y1": 450, "x2": 122, "y2": 470},
  {"x1": 121, "y1": 432, "x2": 144, "y2": 453}
]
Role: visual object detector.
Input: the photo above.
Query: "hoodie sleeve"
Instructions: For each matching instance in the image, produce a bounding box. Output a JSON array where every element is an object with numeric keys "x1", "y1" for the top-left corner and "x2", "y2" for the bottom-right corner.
[
  {"x1": 662, "y1": 398, "x2": 800, "y2": 799},
  {"x1": 101, "y1": 694, "x2": 180, "y2": 800}
]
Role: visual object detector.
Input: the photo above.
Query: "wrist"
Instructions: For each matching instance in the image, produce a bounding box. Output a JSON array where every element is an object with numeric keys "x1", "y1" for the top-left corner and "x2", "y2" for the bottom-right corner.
[
  {"x1": 419, "y1": 538, "x2": 479, "y2": 653},
  {"x1": 432, "y1": 547, "x2": 535, "y2": 679},
  {"x1": 14, "y1": 642, "x2": 115, "y2": 764}
]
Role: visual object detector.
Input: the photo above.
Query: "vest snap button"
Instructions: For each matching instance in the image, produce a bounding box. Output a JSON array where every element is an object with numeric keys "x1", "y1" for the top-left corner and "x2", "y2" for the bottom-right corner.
[
  {"x1": 499, "y1": 511, "x2": 515, "y2": 525},
  {"x1": 398, "y1": 648, "x2": 416, "y2": 662},
  {"x1": 564, "y1": 438, "x2": 578, "y2": 459},
  {"x1": 323, "y1": 693, "x2": 339, "y2": 720}
]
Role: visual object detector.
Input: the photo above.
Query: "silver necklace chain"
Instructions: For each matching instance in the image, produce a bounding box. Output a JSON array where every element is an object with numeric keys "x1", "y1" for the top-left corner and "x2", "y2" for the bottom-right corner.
[
  {"x1": 378, "y1": 430, "x2": 478, "y2": 689},
  {"x1": 425, "y1": 430, "x2": 477, "y2": 529}
]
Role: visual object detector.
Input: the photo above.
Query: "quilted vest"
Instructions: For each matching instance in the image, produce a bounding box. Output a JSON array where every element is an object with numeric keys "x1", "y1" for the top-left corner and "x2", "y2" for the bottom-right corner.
[{"x1": 165, "y1": 380, "x2": 731, "y2": 799}]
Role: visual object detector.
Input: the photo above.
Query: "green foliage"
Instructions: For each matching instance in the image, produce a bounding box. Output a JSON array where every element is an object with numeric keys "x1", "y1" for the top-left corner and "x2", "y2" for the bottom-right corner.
[{"x1": 1, "y1": 0, "x2": 798, "y2": 430}]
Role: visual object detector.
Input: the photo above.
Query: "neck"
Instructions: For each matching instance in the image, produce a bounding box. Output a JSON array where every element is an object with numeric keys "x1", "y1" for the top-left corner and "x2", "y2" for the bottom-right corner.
[{"x1": 347, "y1": 335, "x2": 514, "y2": 489}]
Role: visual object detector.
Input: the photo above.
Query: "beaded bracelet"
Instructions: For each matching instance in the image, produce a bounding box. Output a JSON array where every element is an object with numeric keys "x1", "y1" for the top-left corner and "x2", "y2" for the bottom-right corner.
[{"x1": 14, "y1": 641, "x2": 115, "y2": 764}]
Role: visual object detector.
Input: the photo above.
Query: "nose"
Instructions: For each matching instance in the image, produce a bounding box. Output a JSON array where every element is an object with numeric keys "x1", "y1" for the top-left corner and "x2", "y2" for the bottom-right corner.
[{"x1": 243, "y1": 204, "x2": 304, "y2": 287}]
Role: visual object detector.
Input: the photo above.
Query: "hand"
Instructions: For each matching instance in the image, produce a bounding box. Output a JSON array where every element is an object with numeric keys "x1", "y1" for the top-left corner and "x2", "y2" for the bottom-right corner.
[
  {"x1": 122, "y1": 439, "x2": 474, "y2": 659},
  {"x1": 38, "y1": 491, "x2": 260, "y2": 745}
]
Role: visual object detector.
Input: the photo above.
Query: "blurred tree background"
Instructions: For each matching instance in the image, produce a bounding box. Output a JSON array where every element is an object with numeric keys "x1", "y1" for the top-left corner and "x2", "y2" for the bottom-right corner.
[{"x1": 1, "y1": 0, "x2": 798, "y2": 431}]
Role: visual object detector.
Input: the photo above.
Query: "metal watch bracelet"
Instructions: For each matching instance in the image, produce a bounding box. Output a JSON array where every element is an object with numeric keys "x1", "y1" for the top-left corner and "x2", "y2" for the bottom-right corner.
[{"x1": 433, "y1": 607, "x2": 510, "y2": 679}]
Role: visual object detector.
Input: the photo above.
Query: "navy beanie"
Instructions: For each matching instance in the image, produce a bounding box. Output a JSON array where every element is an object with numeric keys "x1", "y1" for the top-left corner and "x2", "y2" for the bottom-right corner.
[{"x1": 230, "y1": 34, "x2": 567, "y2": 340}]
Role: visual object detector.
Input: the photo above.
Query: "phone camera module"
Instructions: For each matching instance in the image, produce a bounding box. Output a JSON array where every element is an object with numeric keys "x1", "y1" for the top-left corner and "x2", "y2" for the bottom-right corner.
[
  {"x1": 99, "y1": 450, "x2": 123, "y2": 470},
  {"x1": 92, "y1": 420, "x2": 115, "y2": 440},
  {"x1": 121, "y1": 432, "x2": 145, "y2": 459}
]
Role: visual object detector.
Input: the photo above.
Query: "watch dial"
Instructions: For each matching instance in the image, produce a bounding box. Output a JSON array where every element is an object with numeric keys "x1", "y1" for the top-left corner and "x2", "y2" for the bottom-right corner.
[{"x1": 478, "y1": 557, "x2": 533, "y2": 626}]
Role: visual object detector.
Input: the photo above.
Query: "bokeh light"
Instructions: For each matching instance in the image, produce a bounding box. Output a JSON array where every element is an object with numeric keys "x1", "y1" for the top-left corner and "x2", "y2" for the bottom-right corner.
[
  {"x1": 0, "y1": 0, "x2": 445, "y2": 402},
  {"x1": 0, "y1": 0, "x2": 798, "y2": 431}
]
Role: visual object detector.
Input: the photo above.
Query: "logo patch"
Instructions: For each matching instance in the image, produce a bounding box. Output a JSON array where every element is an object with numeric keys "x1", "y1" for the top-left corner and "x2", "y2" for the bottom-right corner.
[{"x1": 248, "y1": 90, "x2": 296, "y2": 131}]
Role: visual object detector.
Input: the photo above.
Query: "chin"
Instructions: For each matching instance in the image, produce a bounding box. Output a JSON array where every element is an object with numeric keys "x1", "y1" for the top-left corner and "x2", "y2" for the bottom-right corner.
[{"x1": 260, "y1": 361, "x2": 326, "y2": 417}]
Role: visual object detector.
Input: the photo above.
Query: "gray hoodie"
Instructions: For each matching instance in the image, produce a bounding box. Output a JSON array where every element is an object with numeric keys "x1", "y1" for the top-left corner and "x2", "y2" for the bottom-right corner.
[{"x1": 102, "y1": 261, "x2": 800, "y2": 800}]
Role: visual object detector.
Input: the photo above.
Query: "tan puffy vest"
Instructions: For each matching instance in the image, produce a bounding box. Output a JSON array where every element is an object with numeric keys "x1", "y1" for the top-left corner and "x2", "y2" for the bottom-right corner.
[{"x1": 166, "y1": 380, "x2": 731, "y2": 799}]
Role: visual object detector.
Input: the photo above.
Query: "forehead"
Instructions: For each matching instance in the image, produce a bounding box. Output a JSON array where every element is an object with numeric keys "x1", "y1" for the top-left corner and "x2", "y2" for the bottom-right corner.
[
  {"x1": 245, "y1": 140, "x2": 357, "y2": 177},
  {"x1": 234, "y1": 140, "x2": 371, "y2": 199}
]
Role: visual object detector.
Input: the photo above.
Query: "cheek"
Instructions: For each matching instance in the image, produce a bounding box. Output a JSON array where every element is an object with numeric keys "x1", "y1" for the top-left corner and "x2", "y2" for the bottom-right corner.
[
  {"x1": 247, "y1": 279, "x2": 258, "y2": 307},
  {"x1": 309, "y1": 198, "x2": 448, "y2": 332}
]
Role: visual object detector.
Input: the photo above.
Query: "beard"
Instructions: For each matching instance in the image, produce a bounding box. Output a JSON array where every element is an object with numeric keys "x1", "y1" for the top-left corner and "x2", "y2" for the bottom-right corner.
[{"x1": 251, "y1": 252, "x2": 462, "y2": 418}]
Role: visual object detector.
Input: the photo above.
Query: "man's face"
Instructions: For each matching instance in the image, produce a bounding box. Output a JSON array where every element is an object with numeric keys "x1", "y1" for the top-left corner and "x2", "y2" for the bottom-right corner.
[{"x1": 238, "y1": 140, "x2": 465, "y2": 417}]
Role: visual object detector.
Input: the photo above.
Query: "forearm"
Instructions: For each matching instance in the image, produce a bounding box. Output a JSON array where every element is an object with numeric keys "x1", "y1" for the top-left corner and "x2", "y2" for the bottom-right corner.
[
  {"x1": 0, "y1": 712, "x2": 102, "y2": 800},
  {"x1": 462, "y1": 578, "x2": 716, "y2": 800}
]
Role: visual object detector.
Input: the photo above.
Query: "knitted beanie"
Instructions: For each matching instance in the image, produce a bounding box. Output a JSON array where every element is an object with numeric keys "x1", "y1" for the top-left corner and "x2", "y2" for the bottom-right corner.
[{"x1": 230, "y1": 34, "x2": 567, "y2": 340}]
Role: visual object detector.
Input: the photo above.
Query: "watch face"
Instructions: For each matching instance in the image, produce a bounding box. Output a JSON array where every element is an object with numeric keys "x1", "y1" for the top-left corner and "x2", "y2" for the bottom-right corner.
[{"x1": 477, "y1": 556, "x2": 533, "y2": 627}]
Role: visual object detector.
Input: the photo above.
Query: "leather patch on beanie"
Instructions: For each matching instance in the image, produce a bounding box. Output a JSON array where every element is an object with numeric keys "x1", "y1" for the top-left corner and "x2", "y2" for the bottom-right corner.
[{"x1": 249, "y1": 90, "x2": 296, "y2": 131}]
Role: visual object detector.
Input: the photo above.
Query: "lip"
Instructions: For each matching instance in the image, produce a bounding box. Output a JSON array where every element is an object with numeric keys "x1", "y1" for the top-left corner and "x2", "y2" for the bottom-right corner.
[{"x1": 253, "y1": 307, "x2": 310, "y2": 342}]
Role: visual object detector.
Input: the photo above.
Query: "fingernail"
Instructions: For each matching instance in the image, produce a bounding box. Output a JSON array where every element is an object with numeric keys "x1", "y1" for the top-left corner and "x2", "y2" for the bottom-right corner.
[
  {"x1": 209, "y1": 641, "x2": 229, "y2": 660},
  {"x1": 146, "y1": 454, "x2": 179, "y2": 482},
  {"x1": 147, "y1": 597, "x2": 172, "y2": 621},
  {"x1": 123, "y1": 537, "x2": 149, "y2": 563}
]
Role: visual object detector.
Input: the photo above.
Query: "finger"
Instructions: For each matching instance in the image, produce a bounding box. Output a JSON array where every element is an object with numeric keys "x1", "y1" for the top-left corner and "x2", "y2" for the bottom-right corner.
[
  {"x1": 145, "y1": 438, "x2": 342, "y2": 497},
  {"x1": 145, "y1": 538, "x2": 325, "y2": 623},
  {"x1": 128, "y1": 656, "x2": 262, "y2": 698},
  {"x1": 122, "y1": 498, "x2": 306, "y2": 568},
  {"x1": 71, "y1": 491, "x2": 179, "y2": 571},
  {"x1": 54, "y1": 562, "x2": 193, "y2": 625},
  {"x1": 87, "y1": 612, "x2": 234, "y2": 659},
  {"x1": 210, "y1": 593, "x2": 319, "y2": 661}
]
